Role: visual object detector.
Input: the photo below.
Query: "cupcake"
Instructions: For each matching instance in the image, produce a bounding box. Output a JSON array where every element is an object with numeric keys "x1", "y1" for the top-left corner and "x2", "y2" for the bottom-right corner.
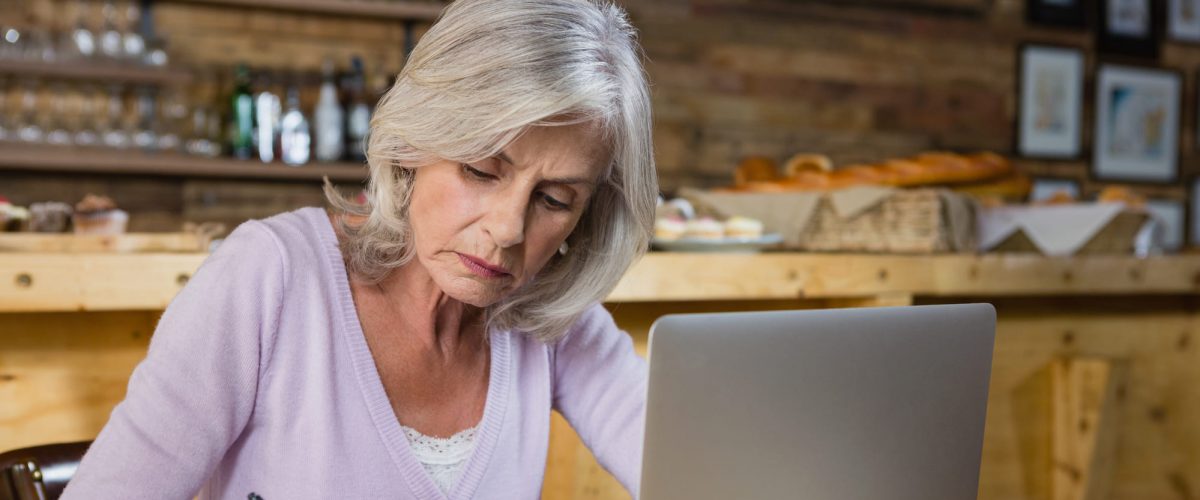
[
  {"x1": 654, "y1": 216, "x2": 687, "y2": 241},
  {"x1": 724, "y1": 216, "x2": 764, "y2": 240},
  {"x1": 29, "y1": 202, "x2": 73, "y2": 233},
  {"x1": 72, "y1": 195, "x2": 129, "y2": 235},
  {"x1": 683, "y1": 217, "x2": 725, "y2": 240}
]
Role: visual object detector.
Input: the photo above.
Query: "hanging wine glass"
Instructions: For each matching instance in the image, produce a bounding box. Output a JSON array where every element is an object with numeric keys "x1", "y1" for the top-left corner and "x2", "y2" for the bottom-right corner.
[
  {"x1": 157, "y1": 87, "x2": 187, "y2": 152},
  {"x1": 1, "y1": 25, "x2": 23, "y2": 61},
  {"x1": 132, "y1": 86, "x2": 158, "y2": 150},
  {"x1": 45, "y1": 83, "x2": 72, "y2": 145},
  {"x1": 70, "y1": 0, "x2": 96, "y2": 60},
  {"x1": 73, "y1": 84, "x2": 100, "y2": 147},
  {"x1": 17, "y1": 80, "x2": 44, "y2": 143},
  {"x1": 122, "y1": 1, "x2": 145, "y2": 63},
  {"x1": 99, "y1": 0, "x2": 122, "y2": 61},
  {"x1": 101, "y1": 84, "x2": 129, "y2": 148}
]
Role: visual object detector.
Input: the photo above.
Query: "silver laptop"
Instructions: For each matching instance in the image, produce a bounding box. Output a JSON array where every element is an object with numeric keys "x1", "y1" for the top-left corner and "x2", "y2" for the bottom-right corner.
[{"x1": 639, "y1": 304, "x2": 995, "y2": 500}]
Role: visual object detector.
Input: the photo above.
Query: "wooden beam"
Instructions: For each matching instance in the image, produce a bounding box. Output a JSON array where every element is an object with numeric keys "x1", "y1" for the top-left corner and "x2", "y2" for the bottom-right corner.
[{"x1": 1051, "y1": 358, "x2": 1126, "y2": 500}]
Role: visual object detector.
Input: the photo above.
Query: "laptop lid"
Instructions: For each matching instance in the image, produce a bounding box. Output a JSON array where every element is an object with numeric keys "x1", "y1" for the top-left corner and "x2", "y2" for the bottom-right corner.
[{"x1": 639, "y1": 303, "x2": 996, "y2": 500}]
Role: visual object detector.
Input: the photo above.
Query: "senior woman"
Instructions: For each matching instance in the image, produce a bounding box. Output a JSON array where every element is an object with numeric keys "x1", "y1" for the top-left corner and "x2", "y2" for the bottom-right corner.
[{"x1": 61, "y1": 1, "x2": 656, "y2": 498}]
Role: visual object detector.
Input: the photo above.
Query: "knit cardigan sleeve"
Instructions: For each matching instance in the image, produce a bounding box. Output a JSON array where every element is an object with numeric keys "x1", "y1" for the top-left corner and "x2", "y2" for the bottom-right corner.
[
  {"x1": 61, "y1": 221, "x2": 286, "y2": 500},
  {"x1": 551, "y1": 303, "x2": 648, "y2": 498}
]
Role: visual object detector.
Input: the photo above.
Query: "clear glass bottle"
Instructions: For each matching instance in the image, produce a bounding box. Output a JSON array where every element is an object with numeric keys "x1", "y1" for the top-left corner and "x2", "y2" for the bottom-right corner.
[
  {"x1": 253, "y1": 70, "x2": 281, "y2": 163},
  {"x1": 344, "y1": 56, "x2": 370, "y2": 163},
  {"x1": 279, "y1": 82, "x2": 310, "y2": 166},
  {"x1": 314, "y1": 58, "x2": 344, "y2": 162}
]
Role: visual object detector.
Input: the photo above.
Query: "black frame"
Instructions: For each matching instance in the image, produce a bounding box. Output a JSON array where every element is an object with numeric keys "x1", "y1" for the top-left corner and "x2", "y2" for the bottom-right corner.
[
  {"x1": 1166, "y1": 0, "x2": 1200, "y2": 43},
  {"x1": 1097, "y1": 0, "x2": 1164, "y2": 58},
  {"x1": 1090, "y1": 62, "x2": 1183, "y2": 185},
  {"x1": 1027, "y1": 0, "x2": 1088, "y2": 28},
  {"x1": 1014, "y1": 42, "x2": 1088, "y2": 161}
]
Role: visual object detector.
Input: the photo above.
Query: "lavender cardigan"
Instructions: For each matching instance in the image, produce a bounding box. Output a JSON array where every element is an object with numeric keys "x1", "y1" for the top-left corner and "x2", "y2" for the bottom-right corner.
[{"x1": 61, "y1": 207, "x2": 647, "y2": 500}]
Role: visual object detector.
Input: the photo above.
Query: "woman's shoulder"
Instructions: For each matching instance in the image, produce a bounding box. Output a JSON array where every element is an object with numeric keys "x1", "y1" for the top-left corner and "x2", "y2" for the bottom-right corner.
[{"x1": 215, "y1": 207, "x2": 337, "y2": 271}]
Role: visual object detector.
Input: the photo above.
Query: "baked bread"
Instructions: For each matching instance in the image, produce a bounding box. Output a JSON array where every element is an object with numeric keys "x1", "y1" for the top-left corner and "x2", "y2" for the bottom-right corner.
[
  {"x1": 783, "y1": 154, "x2": 833, "y2": 178},
  {"x1": 734, "y1": 156, "x2": 780, "y2": 186}
]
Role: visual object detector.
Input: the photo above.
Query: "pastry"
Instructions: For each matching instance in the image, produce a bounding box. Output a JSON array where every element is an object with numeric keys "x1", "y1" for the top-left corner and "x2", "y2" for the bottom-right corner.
[
  {"x1": 783, "y1": 153, "x2": 833, "y2": 178},
  {"x1": 654, "y1": 216, "x2": 687, "y2": 241},
  {"x1": 683, "y1": 217, "x2": 725, "y2": 240},
  {"x1": 29, "y1": 202, "x2": 73, "y2": 233},
  {"x1": 72, "y1": 194, "x2": 129, "y2": 235},
  {"x1": 724, "y1": 216, "x2": 764, "y2": 239}
]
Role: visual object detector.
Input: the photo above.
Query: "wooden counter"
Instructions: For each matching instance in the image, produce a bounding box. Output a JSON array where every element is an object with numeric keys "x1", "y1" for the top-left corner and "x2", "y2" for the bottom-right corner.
[{"x1": 3, "y1": 252, "x2": 1200, "y2": 500}]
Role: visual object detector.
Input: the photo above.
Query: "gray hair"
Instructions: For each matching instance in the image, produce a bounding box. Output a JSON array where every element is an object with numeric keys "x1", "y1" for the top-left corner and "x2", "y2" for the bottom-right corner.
[{"x1": 325, "y1": 0, "x2": 657, "y2": 342}]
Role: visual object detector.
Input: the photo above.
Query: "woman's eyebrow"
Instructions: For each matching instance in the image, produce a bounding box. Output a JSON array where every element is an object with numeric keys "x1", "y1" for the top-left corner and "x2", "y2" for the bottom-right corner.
[{"x1": 497, "y1": 150, "x2": 596, "y2": 187}]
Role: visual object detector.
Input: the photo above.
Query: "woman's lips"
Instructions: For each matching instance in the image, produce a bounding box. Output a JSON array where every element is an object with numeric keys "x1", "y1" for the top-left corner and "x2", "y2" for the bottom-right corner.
[{"x1": 457, "y1": 253, "x2": 511, "y2": 279}]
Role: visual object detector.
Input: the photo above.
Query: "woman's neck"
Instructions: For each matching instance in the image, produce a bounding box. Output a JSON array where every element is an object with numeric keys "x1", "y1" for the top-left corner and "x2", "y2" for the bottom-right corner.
[{"x1": 374, "y1": 259, "x2": 487, "y2": 358}]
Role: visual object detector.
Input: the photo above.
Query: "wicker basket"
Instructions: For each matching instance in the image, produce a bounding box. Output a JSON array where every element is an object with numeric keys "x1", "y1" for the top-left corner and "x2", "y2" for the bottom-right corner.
[{"x1": 797, "y1": 189, "x2": 976, "y2": 253}]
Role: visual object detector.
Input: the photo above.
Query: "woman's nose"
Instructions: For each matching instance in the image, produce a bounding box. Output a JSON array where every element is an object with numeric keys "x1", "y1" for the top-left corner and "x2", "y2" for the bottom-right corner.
[{"x1": 484, "y1": 189, "x2": 528, "y2": 249}]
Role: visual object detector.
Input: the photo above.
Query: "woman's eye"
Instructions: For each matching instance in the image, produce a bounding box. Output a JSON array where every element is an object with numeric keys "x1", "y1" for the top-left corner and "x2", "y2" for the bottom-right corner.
[
  {"x1": 461, "y1": 163, "x2": 496, "y2": 180},
  {"x1": 540, "y1": 193, "x2": 570, "y2": 211}
]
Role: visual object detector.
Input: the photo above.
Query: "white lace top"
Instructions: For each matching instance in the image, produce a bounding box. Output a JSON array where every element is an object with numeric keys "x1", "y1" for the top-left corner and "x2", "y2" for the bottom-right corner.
[{"x1": 400, "y1": 424, "x2": 480, "y2": 495}]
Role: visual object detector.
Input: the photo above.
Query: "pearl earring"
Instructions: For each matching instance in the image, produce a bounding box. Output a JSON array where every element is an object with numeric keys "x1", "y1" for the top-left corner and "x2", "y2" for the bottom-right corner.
[{"x1": 558, "y1": 242, "x2": 569, "y2": 256}]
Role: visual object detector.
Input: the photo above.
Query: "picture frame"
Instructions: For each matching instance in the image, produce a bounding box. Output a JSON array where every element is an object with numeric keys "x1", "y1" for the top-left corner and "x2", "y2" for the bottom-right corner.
[
  {"x1": 1145, "y1": 198, "x2": 1186, "y2": 251},
  {"x1": 1029, "y1": 177, "x2": 1084, "y2": 202},
  {"x1": 1168, "y1": 0, "x2": 1200, "y2": 42},
  {"x1": 1098, "y1": 0, "x2": 1163, "y2": 58},
  {"x1": 1191, "y1": 177, "x2": 1200, "y2": 246},
  {"x1": 1027, "y1": 0, "x2": 1088, "y2": 27},
  {"x1": 1092, "y1": 64, "x2": 1181, "y2": 183},
  {"x1": 1016, "y1": 44, "x2": 1086, "y2": 159}
]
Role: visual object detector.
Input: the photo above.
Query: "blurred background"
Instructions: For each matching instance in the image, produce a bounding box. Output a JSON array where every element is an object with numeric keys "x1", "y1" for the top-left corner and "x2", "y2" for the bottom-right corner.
[{"x1": 3, "y1": 0, "x2": 1200, "y2": 499}]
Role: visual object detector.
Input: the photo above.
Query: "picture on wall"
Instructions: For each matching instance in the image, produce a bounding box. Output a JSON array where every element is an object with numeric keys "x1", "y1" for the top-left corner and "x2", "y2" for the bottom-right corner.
[
  {"x1": 1169, "y1": 0, "x2": 1200, "y2": 41},
  {"x1": 1093, "y1": 64, "x2": 1181, "y2": 183},
  {"x1": 1099, "y1": 0, "x2": 1162, "y2": 57},
  {"x1": 1027, "y1": 0, "x2": 1087, "y2": 27},
  {"x1": 1017, "y1": 45, "x2": 1085, "y2": 159},
  {"x1": 1145, "y1": 198, "x2": 1186, "y2": 252},
  {"x1": 1029, "y1": 177, "x2": 1083, "y2": 202},
  {"x1": 1192, "y1": 178, "x2": 1200, "y2": 246}
]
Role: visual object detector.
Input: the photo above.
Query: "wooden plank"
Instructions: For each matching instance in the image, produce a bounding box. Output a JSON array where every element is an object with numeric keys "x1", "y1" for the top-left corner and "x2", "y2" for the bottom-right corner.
[
  {"x1": 158, "y1": 0, "x2": 445, "y2": 21},
  {"x1": 0, "y1": 254, "x2": 206, "y2": 313},
  {"x1": 1052, "y1": 358, "x2": 1125, "y2": 500},
  {"x1": 0, "y1": 60, "x2": 192, "y2": 86},
  {"x1": 0, "y1": 144, "x2": 368, "y2": 182},
  {"x1": 0, "y1": 233, "x2": 205, "y2": 253}
]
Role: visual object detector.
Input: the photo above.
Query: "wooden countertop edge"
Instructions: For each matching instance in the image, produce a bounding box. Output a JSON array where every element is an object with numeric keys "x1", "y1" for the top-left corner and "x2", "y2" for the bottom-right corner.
[{"x1": 3, "y1": 252, "x2": 1200, "y2": 312}]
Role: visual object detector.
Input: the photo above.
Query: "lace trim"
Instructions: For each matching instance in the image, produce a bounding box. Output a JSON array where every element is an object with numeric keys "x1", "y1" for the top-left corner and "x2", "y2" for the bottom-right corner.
[{"x1": 401, "y1": 424, "x2": 479, "y2": 495}]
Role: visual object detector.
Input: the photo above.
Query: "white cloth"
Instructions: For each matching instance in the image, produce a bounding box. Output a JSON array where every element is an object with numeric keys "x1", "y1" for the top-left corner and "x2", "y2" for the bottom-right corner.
[{"x1": 400, "y1": 424, "x2": 480, "y2": 495}]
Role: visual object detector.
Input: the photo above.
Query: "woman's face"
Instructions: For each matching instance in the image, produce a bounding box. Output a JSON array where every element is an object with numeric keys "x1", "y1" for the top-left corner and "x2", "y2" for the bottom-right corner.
[{"x1": 407, "y1": 123, "x2": 609, "y2": 307}]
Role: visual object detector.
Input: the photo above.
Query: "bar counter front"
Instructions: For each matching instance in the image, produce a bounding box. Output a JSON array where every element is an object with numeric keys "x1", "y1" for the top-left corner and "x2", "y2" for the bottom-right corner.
[{"x1": 3, "y1": 251, "x2": 1199, "y2": 500}]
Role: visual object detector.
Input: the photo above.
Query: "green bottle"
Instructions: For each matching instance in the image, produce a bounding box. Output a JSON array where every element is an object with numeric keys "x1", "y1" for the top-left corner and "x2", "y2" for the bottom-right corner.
[{"x1": 230, "y1": 63, "x2": 254, "y2": 160}]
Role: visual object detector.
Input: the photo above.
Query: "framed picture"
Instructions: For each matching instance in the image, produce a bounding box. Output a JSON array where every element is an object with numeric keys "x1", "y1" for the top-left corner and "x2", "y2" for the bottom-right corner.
[
  {"x1": 1145, "y1": 198, "x2": 1186, "y2": 251},
  {"x1": 1030, "y1": 177, "x2": 1083, "y2": 202},
  {"x1": 1092, "y1": 64, "x2": 1181, "y2": 183},
  {"x1": 1098, "y1": 0, "x2": 1162, "y2": 57},
  {"x1": 1192, "y1": 178, "x2": 1200, "y2": 246},
  {"x1": 1027, "y1": 0, "x2": 1088, "y2": 27},
  {"x1": 1169, "y1": 0, "x2": 1200, "y2": 42},
  {"x1": 1017, "y1": 44, "x2": 1085, "y2": 159}
]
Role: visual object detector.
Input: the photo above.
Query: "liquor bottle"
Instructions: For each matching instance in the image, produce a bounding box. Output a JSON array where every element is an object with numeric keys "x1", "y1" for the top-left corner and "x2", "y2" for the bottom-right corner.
[
  {"x1": 344, "y1": 56, "x2": 370, "y2": 163},
  {"x1": 313, "y1": 58, "x2": 344, "y2": 162},
  {"x1": 254, "y1": 71, "x2": 281, "y2": 163},
  {"x1": 279, "y1": 82, "x2": 310, "y2": 166},
  {"x1": 230, "y1": 64, "x2": 254, "y2": 160}
]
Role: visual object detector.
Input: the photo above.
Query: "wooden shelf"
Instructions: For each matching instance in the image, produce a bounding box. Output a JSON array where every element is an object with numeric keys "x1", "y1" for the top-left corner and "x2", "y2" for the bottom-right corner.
[
  {"x1": 0, "y1": 144, "x2": 368, "y2": 182},
  {"x1": 0, "y1": 59, "x2": 192, "y2": 86},
  {"x1": 159, "y1": 0, "x2": 445, "y2": 21},
  {"x1": 6, "y1": 252, "x2": 1200, "y2": 312}
]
